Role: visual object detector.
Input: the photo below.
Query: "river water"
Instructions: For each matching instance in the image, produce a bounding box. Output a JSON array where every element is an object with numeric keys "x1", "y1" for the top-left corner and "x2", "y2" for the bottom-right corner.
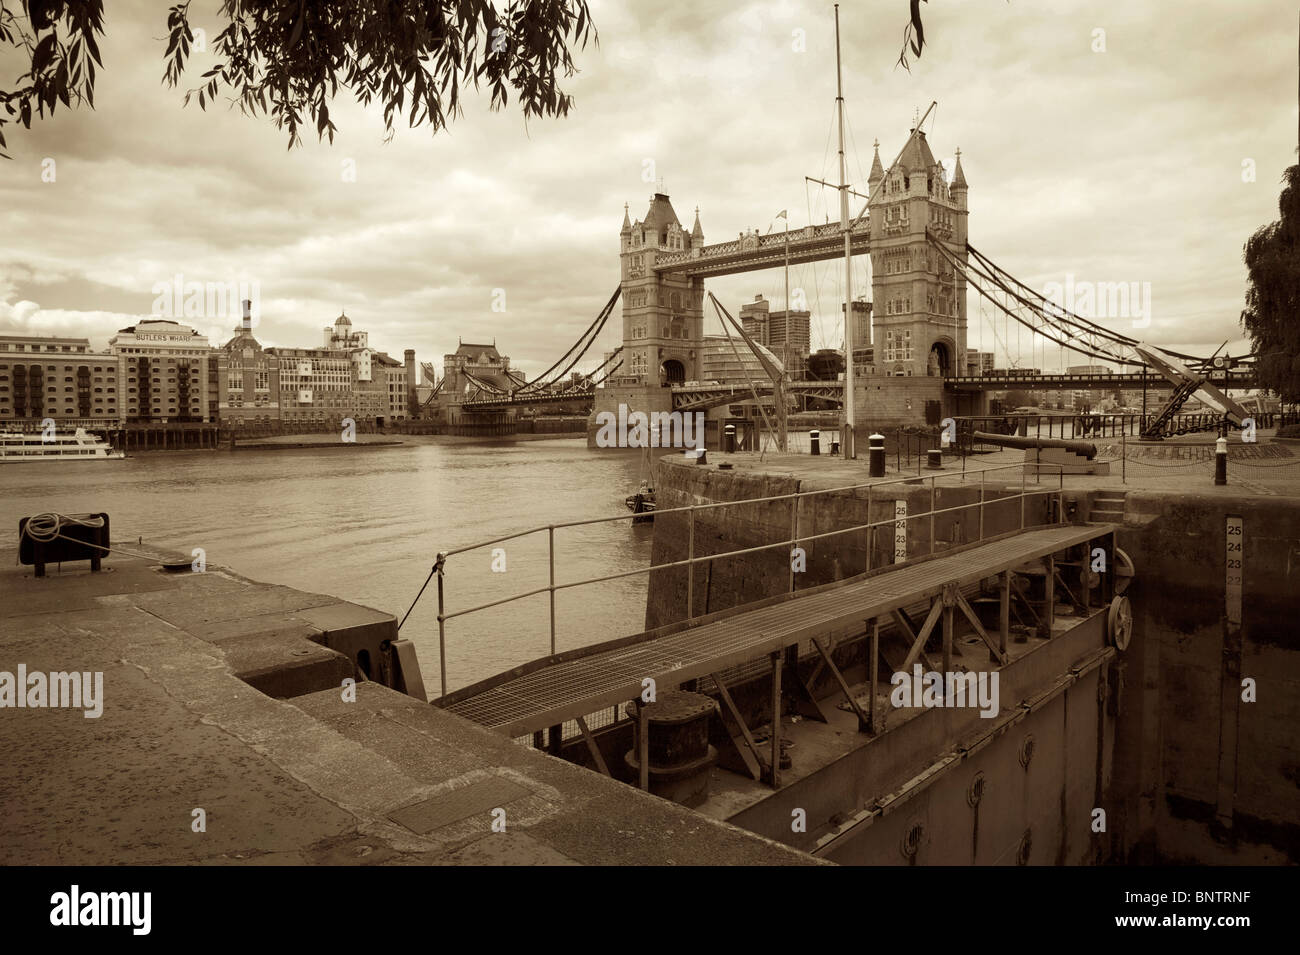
[{"x1": 0, "y1": 437, "x2": 655, "y2": 694}]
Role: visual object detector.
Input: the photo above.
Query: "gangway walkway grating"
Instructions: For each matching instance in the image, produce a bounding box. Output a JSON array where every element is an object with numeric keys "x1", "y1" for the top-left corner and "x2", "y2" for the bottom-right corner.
[{"x1": 437, "y1": 523, "x2": 1115, "y2": 739}]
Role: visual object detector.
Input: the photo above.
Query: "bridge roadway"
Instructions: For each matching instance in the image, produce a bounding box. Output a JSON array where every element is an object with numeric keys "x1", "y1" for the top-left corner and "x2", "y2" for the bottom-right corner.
[
  {"x1": 651, "y1": 220, "x2": 873, "y2": 279},
  {"x1": 457, "y1": 369, "x2": 1255, "y2": 412},
  {"x1": 945, "y1": 370, "x2": 1255, "y2": 391},
  {"x1": 436, "y1": 522, "x2": 1113, "y2": 739}
]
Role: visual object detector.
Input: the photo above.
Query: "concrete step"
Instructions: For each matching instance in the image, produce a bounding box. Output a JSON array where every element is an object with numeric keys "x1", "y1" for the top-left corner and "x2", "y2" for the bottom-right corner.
[{"x1": 222, "y1": 631, "x2": 354, "y2": 699}]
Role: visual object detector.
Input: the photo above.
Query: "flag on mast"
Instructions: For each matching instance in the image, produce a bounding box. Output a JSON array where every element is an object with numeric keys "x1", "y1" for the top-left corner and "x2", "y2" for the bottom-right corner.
[{"x1": 776, "y1": 209, "x2": 787, "y2": 219}]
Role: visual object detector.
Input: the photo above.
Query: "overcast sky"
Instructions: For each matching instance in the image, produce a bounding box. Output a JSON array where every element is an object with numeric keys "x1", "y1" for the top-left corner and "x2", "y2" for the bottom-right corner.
[{"x1": 1, "y1": 0, "x2": 1297, "y2": 377}]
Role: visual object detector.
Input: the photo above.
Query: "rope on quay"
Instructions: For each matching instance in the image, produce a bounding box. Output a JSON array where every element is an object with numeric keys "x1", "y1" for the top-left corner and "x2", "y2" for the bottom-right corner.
[{"x1": 17, "y1": 512, "x2": 167, "y2": 564}]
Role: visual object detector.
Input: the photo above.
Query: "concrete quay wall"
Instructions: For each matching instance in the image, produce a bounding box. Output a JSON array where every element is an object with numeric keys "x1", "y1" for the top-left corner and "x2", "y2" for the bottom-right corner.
[{"x1": 1111, "y1": 492, "x2": 1300, "y2": 865}]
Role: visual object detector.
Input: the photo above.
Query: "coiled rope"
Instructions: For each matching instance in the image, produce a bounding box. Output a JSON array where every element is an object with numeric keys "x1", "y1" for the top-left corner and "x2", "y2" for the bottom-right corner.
[{"x1": 18, "y1": 512, "x2": 161, "y2": 564}]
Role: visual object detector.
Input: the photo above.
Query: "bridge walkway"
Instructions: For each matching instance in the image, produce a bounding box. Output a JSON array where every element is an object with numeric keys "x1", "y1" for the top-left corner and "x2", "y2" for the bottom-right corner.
[{"x1": 438, "y1": 522, "x2": 1115, "y2": 741}]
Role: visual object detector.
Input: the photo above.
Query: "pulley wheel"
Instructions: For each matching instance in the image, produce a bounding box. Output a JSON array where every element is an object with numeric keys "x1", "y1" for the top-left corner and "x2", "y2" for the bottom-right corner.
[
  {"x1": 1107, "y1": 596, "x2": 1133, "y2": 650},
  {"x1": 1114, "y1": 547, "x2": 1134, "y2": 595}
]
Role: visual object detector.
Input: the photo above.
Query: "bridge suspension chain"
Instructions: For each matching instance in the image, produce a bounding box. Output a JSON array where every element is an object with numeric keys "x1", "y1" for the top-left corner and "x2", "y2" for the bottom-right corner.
[
  {"x1": 956, "y1": 240, "x2": 1254, "y2": 374},
  {"x1": 514, "y1": 286, "x2": 622, "y2": 395},
  {"x1": 928, "y1": 235, "x2": 1144, "y2": 370}
]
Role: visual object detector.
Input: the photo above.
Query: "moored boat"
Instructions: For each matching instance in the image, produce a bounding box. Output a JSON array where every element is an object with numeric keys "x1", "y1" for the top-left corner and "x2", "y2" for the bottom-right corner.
[
  {"x1": 625, "y1": 481, "x2": 655, "y2": 523},
  {"x1": 0, "y1": 428, "x2": 126, "y2": 461}
]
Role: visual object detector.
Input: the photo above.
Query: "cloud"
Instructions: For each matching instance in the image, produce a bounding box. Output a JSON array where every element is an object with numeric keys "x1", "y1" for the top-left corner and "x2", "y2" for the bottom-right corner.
[{"x1": 0, "y1": 0, "x2": 1294, "y2": 375}]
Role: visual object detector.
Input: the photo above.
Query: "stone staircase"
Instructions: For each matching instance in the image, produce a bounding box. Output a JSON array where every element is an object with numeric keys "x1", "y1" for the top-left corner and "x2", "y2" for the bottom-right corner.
[{"x1": 1090, "y1": 492, "x2": 1127, "y2": 523}]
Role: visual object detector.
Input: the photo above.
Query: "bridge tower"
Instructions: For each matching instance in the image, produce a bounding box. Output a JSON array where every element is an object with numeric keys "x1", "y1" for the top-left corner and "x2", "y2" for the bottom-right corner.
[
  {"x1": 860, "y1": 130, "x2": 976, "y2": 428},
  {"x1": 619, "y1": 194, "x2": 707, "y2": 384},
  {"x1": 589, "y1": 194, "x2": 708, "y2": 446}
]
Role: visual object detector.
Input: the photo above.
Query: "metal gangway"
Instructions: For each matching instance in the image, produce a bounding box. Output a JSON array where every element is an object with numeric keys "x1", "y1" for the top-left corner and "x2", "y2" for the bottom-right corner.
[{"x1": 420, "y1": 461, "x2": 1126, "y2": 790}]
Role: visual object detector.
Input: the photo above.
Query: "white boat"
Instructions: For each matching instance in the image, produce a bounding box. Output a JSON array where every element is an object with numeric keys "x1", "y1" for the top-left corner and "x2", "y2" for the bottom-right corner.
[{"x1": 0, "y1": 428, "x2": 126, "y2": 461}]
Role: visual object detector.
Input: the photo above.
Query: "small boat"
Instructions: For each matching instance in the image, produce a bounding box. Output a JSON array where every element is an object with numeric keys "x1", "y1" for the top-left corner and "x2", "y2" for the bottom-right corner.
[
  {"x1": 625, "y1": 483, "x2": 655, "y2": 523},
  {"x1": 0, "y1": 428, "x2": 126, "y2": 462}
]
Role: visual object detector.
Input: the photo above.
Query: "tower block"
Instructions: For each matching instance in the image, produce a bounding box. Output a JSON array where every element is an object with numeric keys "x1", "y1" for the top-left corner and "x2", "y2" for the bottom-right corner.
[
  {"x1": 856, "y1": 130, "x2": 977, "y2": 433},
  {"x1": 588, "y1": 194, "x2": 707, "y2": 447}
]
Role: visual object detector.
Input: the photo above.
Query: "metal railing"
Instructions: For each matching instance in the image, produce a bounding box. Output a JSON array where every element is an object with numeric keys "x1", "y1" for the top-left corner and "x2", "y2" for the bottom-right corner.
[{"x1": 426, "y1": 459, "x2": 1068, "y2": 697}]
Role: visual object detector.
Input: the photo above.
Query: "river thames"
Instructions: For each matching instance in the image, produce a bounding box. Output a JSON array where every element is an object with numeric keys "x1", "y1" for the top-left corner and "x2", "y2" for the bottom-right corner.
[{"x1": 0, "y1": 436, "x2": 653, "y2": 694}]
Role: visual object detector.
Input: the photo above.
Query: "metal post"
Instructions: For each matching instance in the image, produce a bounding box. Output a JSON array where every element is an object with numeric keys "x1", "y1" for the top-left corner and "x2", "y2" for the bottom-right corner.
[
  {"x1": 942, "y1": 599, "x2": 954, "y2": 676},
  {"x1": 769, "y1": 650, "x2": 783, "y2": 787},
  {"x1": 548, "y1": 525, "x2": 556, "y2": 655},
  {"x1": 638, "y1": 703, "x2": 650, "y2": 791},
  {"x1": 834, "y1": 2, "x2": 856, "y2": 460},
  {"x1": 929, "y1": 477, "x2": 937, "y2": 556},
  {"x1": 999, "y1": 570, "x2": 1011, "y2": 655},
  {"x1": 1020, "y1": 467, "x2": 1027, "y2": 530},
  {"x1": 687, "y1": 505, "x2": 696, "y2": 617},
  {"x1": 866, "y1": 485, "x2": 873, "y2": 572},
  {"x1": 788, "y1": 497, "x2": 798, "y2": 593},
  {"x1": 868, "y1": 617, "x2": 879, "y2": 733},
  {"x1": 1121, "y1": 430, "x2": 1126, "y2": 484},
  {"x1": 979, "y1": 469, "x2": 986, "y2": 542},
  {"x1": 436, "y1": 555, "x2": 448, "y2": 697},
  {"x1": 1044, "y1": 553, "x2": 1055, "y2": 637}
]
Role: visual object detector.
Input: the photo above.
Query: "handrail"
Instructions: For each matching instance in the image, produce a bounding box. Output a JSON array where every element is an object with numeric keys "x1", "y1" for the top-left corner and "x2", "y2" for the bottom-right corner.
[
  {"x1": 427, "y1": 459, "x2": 1069, "y2": 696},
  {"x1": 441, "y1": 459, "x2": 1039, "y2": 557}
]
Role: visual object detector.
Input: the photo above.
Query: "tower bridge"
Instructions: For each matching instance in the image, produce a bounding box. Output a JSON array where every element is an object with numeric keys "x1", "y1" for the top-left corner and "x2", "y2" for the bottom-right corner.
[
  {"x1": 589, "y1": 127, "x2": 970, "y2": 445},
  {"x1": 449, "y1": 123, "x2": 1256, "y2": 443}
]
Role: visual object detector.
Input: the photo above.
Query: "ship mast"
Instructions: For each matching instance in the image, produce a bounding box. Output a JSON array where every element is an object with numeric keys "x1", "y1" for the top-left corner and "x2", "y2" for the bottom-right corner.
[{"x1": 835, "y1": 4, "x2": 856, "y2": 458}]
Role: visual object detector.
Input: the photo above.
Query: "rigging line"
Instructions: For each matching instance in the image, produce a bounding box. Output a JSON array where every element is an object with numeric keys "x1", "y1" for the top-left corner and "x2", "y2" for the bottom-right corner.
[
  {"x1": 820, "y1": 97, "x2": 837, "y2": 197},
  {"x1": 801, "y1": 190, "x2": 829, "y2": 352},
  {"x1": 845, "y1": 107, "x2": 865, "y2": 192},
  {"x1": 709, "y1": 293, "x2": 779, "y2": 456},
  {"x1": 808, "y1": 254, "x2": 829, "y2": 352}
]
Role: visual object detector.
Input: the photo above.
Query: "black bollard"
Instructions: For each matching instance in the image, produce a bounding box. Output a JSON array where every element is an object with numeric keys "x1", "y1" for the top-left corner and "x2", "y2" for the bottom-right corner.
[
  {"x1": 926, "y1": 449, "x2": 943, "y2": 470},
  {"x1": 868, "y1": 433, "x2": 885, "y2": 477},
  {"x1": 724, "y1": 423, "x2": 736, "y2": 454},
  {"x1": 809, "y1": 429, "x2": 820, "y2": 456},
  {"x1": 1214, "y1": 436, "x2": 1227, "y2": 486}
]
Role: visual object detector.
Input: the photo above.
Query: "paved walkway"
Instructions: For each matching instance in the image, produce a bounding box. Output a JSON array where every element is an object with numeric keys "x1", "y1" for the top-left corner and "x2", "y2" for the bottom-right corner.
[
  {"x1": 0, "y1": 545, "x2": 814, "y2": 865},
  {"x1": 700, "y1": 437, "x2": 1300, "y2": 498}
]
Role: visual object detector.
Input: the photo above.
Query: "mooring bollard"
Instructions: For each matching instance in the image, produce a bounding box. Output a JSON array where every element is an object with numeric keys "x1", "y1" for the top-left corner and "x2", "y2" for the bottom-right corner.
[
  {"x1": 868, "y1": 433, "x2": 885, "y2": 477},
  {"x1": 724, "y1": 423, "x2": 736, "y2": 453},
  {"x1": 809, "y1": 429, "x2": 820, "y2": 456},
  {"x1": 926, "y1": 448, "x2": 944, "y2": 470},
  {"x1": 1214, "y1": 435, "x2": 1228, "y2": 486}
]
